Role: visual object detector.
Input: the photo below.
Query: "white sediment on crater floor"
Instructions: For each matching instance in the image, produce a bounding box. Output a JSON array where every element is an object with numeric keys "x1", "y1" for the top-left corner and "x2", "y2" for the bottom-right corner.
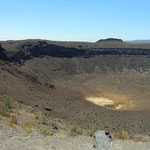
[
  {"x1": 85, "y1": 97, "x2": 125, "y2": 110},
  {"x1": 86, "y1": 97, "x2": 114, "y2": 106}
]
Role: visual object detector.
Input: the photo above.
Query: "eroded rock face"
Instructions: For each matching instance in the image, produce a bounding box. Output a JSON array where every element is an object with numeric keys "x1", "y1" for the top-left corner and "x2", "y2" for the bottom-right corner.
[
  {"x1": 0, "y1": 41, "x2": 86, "y2": 62},
  {"x1": 0, "y1": 45, "x2": 8, "y2": 60},
  {"x1": 93, "y1": 130, "x2": 112, "y2": 150},
  {"x1": 1, "y1": 40, "x2": 150, "y2": 63},
  {"x1": 29, "y1": 41, "x2": 85, "y2": 58}
]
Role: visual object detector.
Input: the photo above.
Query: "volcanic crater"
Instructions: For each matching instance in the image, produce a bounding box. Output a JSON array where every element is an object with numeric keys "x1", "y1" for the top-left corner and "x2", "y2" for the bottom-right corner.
[{"x1": 0, "y1": 38, "x2": 150, "y2": 134}]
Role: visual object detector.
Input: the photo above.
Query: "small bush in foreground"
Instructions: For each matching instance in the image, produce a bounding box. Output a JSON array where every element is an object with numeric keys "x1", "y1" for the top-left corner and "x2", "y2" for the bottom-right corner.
[
  {"x1": 114, "y1": 130, "x2": 129, "y2": 140},
  {"x1": 40, "y1": 128, "x2": 51, "y2": 136},
  {"x1": 5, "y1": 117, "x2": 17, "y2": 128},
  {"x1": 3, "y1": 96, "x2": 14, "y2": 109},
  {"x1": 35, "y1": 112, "x2": 48, "y2": 125},
  {"x1": 70, "y1": 126, "x2": 82, "y2": 135},
  {"x1": 21, "y1": 121, "x2": 39, "y2": 133},
  {"x1": 0, "y1": 96, "x2": 14, "y2": 116},
  {"x1": 88, "y1": 129, "x2": 96, "y2": 137}
]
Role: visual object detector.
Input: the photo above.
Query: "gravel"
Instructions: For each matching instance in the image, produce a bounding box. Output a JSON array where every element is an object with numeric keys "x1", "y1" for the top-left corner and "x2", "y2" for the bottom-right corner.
[{"x1": 0, "y1": 125, "x2": 150, "y2": 150}]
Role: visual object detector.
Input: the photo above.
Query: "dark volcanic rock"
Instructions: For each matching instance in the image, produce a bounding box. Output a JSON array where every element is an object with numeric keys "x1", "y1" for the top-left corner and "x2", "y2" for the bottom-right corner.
[
  {"x1": 96, "y1": 38, "x2": 123, "y2": 43},
  {"x1": 29, "y1": 41, "x2": 85, "y2": 58},
  {"x1": 43, "y1": 107, "x2": 52, "y2": 111},
  {"x1": 0, "y1": 45, "x2": 8, "y2": 60},
  {"x1": 1, "y1": 40, "x2": 150, "y2": 63},
  {"x1": 0, "y1": 41, "x2": 86, "y2": 62}
]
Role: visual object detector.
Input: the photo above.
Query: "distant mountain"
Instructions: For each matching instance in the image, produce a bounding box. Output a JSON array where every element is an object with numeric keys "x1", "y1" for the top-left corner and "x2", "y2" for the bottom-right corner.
[{"x1": 126, "y1": 40, "x2": 150, "y2": 44}]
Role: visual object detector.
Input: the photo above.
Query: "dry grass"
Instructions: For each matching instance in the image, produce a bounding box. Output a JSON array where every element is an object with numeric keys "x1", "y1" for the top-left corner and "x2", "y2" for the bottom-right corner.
[
  {"x1": 35, "y1": 111, "x2": 48, "y2": 125},
  {"x1": 114, "y1": 130, "x2": 129, "y2": 140},
  {"x1": 88, "y1": 129, "x2": 96, "y2": 137},
  {"x1": 40, "y1": 128, "x2": 51, "y2": 136},
  {"x1": 5, "y1": 117, "x2": 17, "y2": 128},
  {"x1": 0, "y1": 96, "x2": 14, "y2": 116},
  {"x1": 82, "y1": 130, "x2": 88, "y2": 136},
  {"x1": 21, "y1": 121, "x2": 39, "y2": 133},
  {"x1": 70, "y1": 125, "x2": 82, "y2": 135}
]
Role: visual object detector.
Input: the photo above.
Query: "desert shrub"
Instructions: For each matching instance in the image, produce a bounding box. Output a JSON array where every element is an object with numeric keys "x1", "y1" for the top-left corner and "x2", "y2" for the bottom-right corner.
[
  {"x1": 0, "y1": 96, "x2": 14, "y2": 116},
  {"x1": 5, "y1": 117, "x2": 17, "y2": 128},
  {"x1": 22, "y1": 122, "x2": 34, "y2": 129},
  {"x1": 21, "y1": 121, "x2": 39, "y2": 133},
  {"x1": 36, "y1": 111, "x2": 48, "y2": 125},
  {"x1": 70, "y1": 125, "x2": 82, "y2": 135},
  {"x1": 88, "y1": 129, "x2": 96, "y2": 137},
  {"x1": 0, "y1": 101, "x2": 9, "y2": 116},
  {"x1": 35, "y1": 111, "x2": 41, "y2": 119},
  {"x1": 3, "y1": 96, "x2": 14, "y2": 109},
  {"x1": 41, "y1": 116, "x2": 48, "y2": 125},
  {"x1": 114, "y1": 130, "x2": 129, "y2": 140},
  {"x1": 40, "y1": 128, "x2": 51, "y2": 136}
]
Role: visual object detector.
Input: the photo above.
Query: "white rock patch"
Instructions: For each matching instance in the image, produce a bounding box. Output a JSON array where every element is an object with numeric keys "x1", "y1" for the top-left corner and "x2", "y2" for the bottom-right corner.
[{"x1": 85, "y1": 97, "x2": 125, "y2": 110}]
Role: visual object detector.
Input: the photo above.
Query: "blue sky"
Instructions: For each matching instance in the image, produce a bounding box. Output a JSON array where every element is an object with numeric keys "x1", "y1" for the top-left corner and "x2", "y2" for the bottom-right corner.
[{"x1": 0, "y1": 0, "x2": 150, "y2": 41}]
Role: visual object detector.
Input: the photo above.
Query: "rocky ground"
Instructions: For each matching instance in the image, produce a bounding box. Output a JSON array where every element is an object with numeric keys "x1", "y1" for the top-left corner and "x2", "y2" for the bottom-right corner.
[
  {"x1": 0, "y1": 123, "x2": 150, "y2": 150},
  {"x1": 0, "y1": 99, "x2": 150, "y2": 150},
  {"x1": 1, "y1": 39, "x2": 150, "y2": 149}
]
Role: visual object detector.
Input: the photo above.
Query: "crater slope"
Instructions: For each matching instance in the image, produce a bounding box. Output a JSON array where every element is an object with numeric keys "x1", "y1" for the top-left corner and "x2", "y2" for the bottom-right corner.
[{"x1": 0, "y1": 38, "x2": 150, "y2": 134}]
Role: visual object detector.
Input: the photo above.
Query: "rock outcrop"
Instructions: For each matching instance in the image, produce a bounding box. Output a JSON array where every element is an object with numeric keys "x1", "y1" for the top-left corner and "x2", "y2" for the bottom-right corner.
[
  {"x1": 0, "y1": 44, "x2": 8, "y2": 60},
  {"x1": 1, "y1": 40, "x2": 150, "y2": 62},
  {"x1": 96, "y1": 38, "x2": 123, "y2": 43}
]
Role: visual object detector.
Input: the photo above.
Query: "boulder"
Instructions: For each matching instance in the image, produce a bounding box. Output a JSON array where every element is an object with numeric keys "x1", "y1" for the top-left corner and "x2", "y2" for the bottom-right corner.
[{"x1": 93, "y1": 130, "x2": 112, "y2": 150}]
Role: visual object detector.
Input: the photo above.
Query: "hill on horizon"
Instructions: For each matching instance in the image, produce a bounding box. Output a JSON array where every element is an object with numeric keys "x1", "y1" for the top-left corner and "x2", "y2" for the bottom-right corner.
[
  {"x1": 1, "y1": 38, "x2": 150, "y2": 50},
  {"x1": 126, "y1": 39, "x2": 150, "y2": 44}
]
